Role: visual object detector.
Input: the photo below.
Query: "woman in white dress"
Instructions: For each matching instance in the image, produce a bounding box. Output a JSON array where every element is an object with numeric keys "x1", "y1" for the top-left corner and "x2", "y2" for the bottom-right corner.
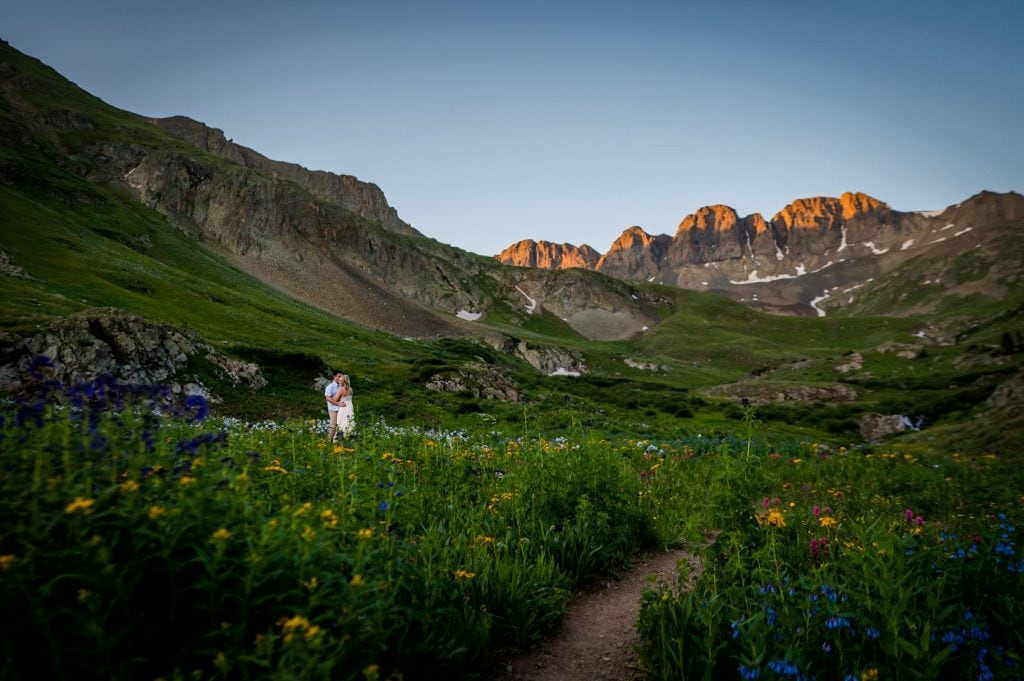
[{"x1": 337, "y1": 374, "x2": 355, "y2": 438}]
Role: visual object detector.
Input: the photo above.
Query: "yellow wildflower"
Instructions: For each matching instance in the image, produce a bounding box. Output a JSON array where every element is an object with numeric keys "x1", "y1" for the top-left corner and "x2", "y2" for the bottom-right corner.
[
  {"x1": 77, "y1": 588, "x2": 92, "y2": 603},
  {"x1": 263, "y1": 465, "x2": 288, "y2": 474},
  {"x1": 280, "y1": 614, "x2": 311, "y2": 644},
  {"x1": 304, "y1": 576, "x2": 318, "y2": 590},
  {"x1": 475, "y1": 535, "x2": 495, "y2": 545},
  {"x1": 179, "y1": 476, "x2": 196, "y2": 485},
  {"x1": 861, "y1": 669, "x2": 879, "y2": 681},
  {"x1": 211, "y1": 528, "x2": 232, "y2": 541},
  {"x1": 213, "y1": 652, "x2": 228, "y2": 672},
  {"x1": 65, "y1": 497, "x2": 95, "y2": 514},
  {"x1": 453, "y1": 569, "x2": 477, "y2": 581},
  {"x1": 0, "y1": 554, "x2": 16, "y2": 571},
  {"x1": 304, "y1": 625, "x2": 321, "y2": 641},
  {"x1": 148, "y1": 505, "x2": 166, "y2": 520},
  {"x1": 350, "y1": 574, "x2": 365, "y2": 586},
  {"x1": 120, "y1": 479, "x2": 140, "y2": 493},
  {"x1": 357, "y1": 527, "x2": 375, "y2": 540},
  {"x1": 363, "y1": 664, "x2": 380, "y2": 681},
  {"x1": 321, "y1": 509, "x2": 339, "y2": 528},
  {"x1": 756, "y1": 509, "x2": 786, "y2": 528},
  {"x1": 301, "y1": 526, "x2": 317, "y2": 542},
  {"x1": 820, "y1": 516, "x2": 837, "y2": 528}
]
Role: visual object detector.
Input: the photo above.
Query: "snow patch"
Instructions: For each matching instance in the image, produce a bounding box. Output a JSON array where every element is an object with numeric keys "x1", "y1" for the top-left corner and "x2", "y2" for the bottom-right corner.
[
  {"x1": 918, "y1": 210, "x2": 943, "y2": 218},
  {"x1": 548, "y1": 368, "x2": 581, "y2": 377},
  {"x1": 940, "y1": 223, "x2": 956, "y2": 231},
  {"x1": 700, "y1": 281, "x2": 708, "y2": 286},
  {"x1": 647, "y1": 276, "x2": 655, "y2": 282},
  {"x1": 515, "y1": 285, "x2": 537, "y2": 313},
  {"x1": 775, "y1": 243, "x2": 785, "y2": 261},
  {"x1": 811, "y1": 261, "x2": 834, "y2": 274},
  {"x1": 795, "y1": 263, "x2": 806, "y2": 276},
  {"x1": 809, "y1": 291, "x2": 830, "y2": 317},
  {"x1": 456, "y1": 310, "x2": 481, "y2": 321},
  {"x1": 729, "y1": 270, "x2": 796, "y2": 284},
  {"x1": 954, "y1": 227, "x2": 973, "y2": 237},
  {"x1": 864, "y1": 241, "x2": 889, "y2": 255},
  {"x1": 930, "y1": 237, "x2": 947, "y2": 244},
  {"x1": 901, "y1": 239, "x2": 915, "y2": 251},
  {"x1": 838, "y1": 225, "x2": 848, "y2": 252}
]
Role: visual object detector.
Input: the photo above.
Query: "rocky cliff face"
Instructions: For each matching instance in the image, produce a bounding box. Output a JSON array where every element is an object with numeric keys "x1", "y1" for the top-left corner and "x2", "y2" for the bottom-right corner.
[
  {"x1": 595, "y1": 227, "x2": 671, "y2": 282},
  {"x1": 150, "y1": 116, "x2": 418, "y2": 238},
  {"x1": 496, "y1": 239, "x2": 600, "y2": 270}
]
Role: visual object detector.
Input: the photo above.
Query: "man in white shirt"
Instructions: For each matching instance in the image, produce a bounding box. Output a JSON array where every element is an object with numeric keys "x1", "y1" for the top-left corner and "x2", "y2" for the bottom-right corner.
[{"x1": 325, "y1": 371, "x2": 345, "y2": 441}]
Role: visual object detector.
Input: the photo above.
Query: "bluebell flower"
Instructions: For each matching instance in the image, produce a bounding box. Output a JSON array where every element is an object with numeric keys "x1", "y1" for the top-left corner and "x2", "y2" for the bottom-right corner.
[
  {"x1": 866, "y1": 627, "x2": 880, "y2": 640},
  {"x1": 825, "y1": 616, "x2": 850, "y2": 630},
  {"x1": 738, "y1": 665, "x2": 760, "y2": 680},
  {"x1": 766, "y1": 607, "x2": 777, "y2": 626},
  {"x1": 378, "y1": 501, "x2": 390, "y2": 512}
]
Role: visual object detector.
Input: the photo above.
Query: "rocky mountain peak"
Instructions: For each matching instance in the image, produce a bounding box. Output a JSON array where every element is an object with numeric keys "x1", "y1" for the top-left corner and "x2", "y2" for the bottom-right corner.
[
  {"x1": 676, "y1": 204, "x2": 741, "y2": 235},
  {"x1": 607, "y1": 226, "x2": 659, "y2": 250},
  {"x1": 495, "y1": 240, "x2": 600, "y2": 269},
  {"x1": 772, "y1": 192, "x2": 888, "y2": 230}
]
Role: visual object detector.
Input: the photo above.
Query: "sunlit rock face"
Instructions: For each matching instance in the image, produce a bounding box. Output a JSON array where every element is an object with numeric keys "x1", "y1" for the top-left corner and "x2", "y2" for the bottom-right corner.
[{"x1": 496, "y1": 240, "x2": 601, "y2": 270}]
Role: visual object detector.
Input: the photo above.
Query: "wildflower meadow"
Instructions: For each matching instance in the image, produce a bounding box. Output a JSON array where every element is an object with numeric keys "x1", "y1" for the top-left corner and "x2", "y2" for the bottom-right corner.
[{"x1": 1, "y1": 361, "x2": 1021, "y2": 679}]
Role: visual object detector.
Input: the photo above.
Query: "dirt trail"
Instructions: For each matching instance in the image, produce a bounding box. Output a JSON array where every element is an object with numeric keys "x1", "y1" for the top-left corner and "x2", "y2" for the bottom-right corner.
[{"x1": 489, "y1": 549, "x2": 701, "y2": 681}]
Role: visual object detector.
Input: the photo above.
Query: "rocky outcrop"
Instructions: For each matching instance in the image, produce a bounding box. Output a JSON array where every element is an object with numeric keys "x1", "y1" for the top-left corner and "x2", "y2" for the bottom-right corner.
[
  {"x1": 624, "y1": 358, "x2": 669, "y2": 372},
  {"x1": 496, "y1": 240, "x2": 601, "y2": 270},
  {"x1": 484, "y1": 334, "x2": 588, "y2": 375},
  {"x1": 706, "y1": 382, "x2": 858, "y2": 404},
  {"x1": 859, "y1": 413, "x2": 917, "y2": 442},
  {"x1": 425, "y1": 363, "x2": 523, "y2": 401},
  {"x1": 0, "y1": 308, "x2": 265, "y2": 402},
  {"x1": 0, "y1": 249, "x2": 30, "y2": 279},
  {"x1": 149, "y1": 116, "x2": 418, "y2": 238}
]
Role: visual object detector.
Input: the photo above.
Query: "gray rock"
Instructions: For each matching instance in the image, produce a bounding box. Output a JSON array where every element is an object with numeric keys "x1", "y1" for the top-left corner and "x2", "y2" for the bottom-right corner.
[{"x1": 0, "y1": 308, "x2": 266, "y2": 402}]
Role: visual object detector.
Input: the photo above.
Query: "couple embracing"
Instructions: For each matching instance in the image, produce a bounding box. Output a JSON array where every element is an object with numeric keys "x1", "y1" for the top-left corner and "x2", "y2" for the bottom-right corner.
[{"x1": 325, "y1": 371, "x2": 355, "y2": 441}]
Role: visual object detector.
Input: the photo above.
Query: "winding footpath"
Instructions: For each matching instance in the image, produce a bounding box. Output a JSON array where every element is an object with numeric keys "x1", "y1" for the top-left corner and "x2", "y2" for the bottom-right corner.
[{"x1": 489, "y1": 549, "x2": 702, "y2": 681}]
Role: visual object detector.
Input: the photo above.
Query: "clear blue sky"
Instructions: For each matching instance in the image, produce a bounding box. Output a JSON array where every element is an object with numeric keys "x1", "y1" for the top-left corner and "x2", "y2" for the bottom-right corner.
[{"x1": 3, "y1": 0, "x2": 1022, "y2": 256}]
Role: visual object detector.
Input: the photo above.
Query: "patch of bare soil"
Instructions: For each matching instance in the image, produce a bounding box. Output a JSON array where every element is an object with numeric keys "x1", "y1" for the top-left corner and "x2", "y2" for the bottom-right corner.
[{"x1": 487, "y1": 549, "x2": 702, "y2": 681}]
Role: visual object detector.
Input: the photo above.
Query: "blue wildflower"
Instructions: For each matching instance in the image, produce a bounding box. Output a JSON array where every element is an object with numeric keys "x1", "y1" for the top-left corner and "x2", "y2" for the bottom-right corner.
[
  {"x1": 378, "y1": 501, "x2": 390, "y2": 512},
  {"x1": 766, "y1": 606, "x2": 777, "y2": 626},
  {"x1": 182, "y1": 394, "x2": 209, "y2": 423},
  {"x1": 866, "y1": 627, "x2": 881, "y2": 640},
  {"x1": 825, "y1": 616, "x2": 850, "y2": 630},
  {"x1": 738, "y1": 665, "x2": 760, "y2": 680}
]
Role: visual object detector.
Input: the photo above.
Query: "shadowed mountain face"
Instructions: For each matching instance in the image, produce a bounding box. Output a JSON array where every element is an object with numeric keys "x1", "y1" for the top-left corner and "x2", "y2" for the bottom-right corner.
[
  {"x1": 498, "y1": 190, "x2": 1024, "y2": 316},
  {"x1": 0, "y1": 40, "x2": 658, "y2": 341}
]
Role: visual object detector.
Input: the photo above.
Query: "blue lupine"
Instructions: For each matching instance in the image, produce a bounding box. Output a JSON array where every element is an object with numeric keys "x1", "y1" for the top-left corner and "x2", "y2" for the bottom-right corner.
[{"x1": 738, "y1": 665, "x2": 760, "y2": 680}]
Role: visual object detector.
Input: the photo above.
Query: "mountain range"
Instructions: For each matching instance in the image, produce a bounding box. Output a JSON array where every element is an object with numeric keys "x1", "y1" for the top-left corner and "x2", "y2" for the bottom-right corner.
[{"x1": 498, "y1": 190, "x2": 1024, "y2": 316}]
